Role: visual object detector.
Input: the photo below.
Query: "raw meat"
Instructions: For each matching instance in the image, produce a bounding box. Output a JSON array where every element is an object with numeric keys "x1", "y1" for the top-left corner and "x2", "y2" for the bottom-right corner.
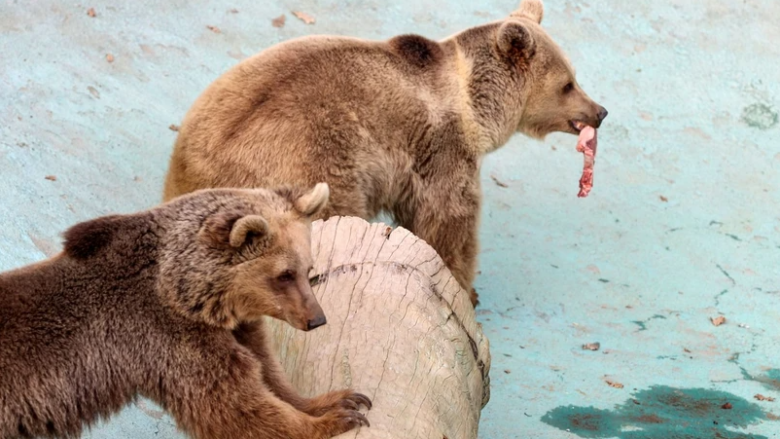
[{"x1": 576, "y1": 124, "x2": 597, "y2": 198}]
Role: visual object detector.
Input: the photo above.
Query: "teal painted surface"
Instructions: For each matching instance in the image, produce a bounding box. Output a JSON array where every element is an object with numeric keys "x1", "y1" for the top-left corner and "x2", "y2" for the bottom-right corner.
[
  {"x1": 1, "y1": 0, "x2": 779, "y2": 438},
  {"x1": 541, "y1": 386, "x2": 778, "y2": 439}
]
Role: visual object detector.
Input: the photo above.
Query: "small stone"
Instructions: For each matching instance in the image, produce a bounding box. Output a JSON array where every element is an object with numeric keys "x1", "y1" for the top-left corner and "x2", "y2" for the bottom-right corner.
[
  {"x1": 169, "y1": 124, "x2": 180, "y2": 132},
  {"x1": 711, "y1": 316, "x2": 726, "y2": 327},
  {"x1": 87, "y1": 7, "x2": 96, "y2": 17},
  {"x1": 105, "y1": 53, "x2": 114, "y2": 63},
  {"x1": 582, "y1": 342, "x2": 600, "y2": 351},
  {"x1": 755, "y1": 394, "x2": 775, "y2": 402},
  {"x1": 721, "y1": 402, "x2": 733, "y2": 410},
  {"x1": 207, "y1": 25, "x2": 221, "y2": 34},
  {"x1": 45, "y1": 175, "x2": 57, "y2": 181}
]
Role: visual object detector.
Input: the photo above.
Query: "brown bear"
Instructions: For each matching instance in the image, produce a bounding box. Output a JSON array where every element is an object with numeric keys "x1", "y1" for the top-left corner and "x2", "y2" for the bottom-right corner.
[
  {"x1": 0, "y1": 184, "x2": 371, "y2": 439},
  {"x1": 162, "y1": 0, "x2": 608, "y2": 306}
]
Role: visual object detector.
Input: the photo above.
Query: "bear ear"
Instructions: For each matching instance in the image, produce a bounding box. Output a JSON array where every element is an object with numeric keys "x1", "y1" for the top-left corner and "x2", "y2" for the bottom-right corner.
[
  {"x1": 228, "y1": 215, "x2": 270, "y2": 248},
  {"x1": 200, "y1": 211, "x2": 271, "y2": 248},
  {"x1": 497, "y1": 22, "x2": 537, "y2": 60},
  {"x1": 294, "y1": 183, "x2": 330, "y2": 218},
  {"x1": 511, "y1": 0, "x2": 544, "y2": 24},
  {"x1": 63, "y1": 214, "x2": 125, "y2": 259}
]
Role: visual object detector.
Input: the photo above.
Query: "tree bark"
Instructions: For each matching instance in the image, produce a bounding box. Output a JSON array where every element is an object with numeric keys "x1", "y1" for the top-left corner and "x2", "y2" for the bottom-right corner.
[{"x1": 266, "y1": 216, "x2": 492, "y2": 439}]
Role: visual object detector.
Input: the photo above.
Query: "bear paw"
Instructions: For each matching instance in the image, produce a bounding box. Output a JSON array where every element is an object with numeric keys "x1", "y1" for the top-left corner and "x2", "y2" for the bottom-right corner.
[
  {"x1": 314, "y1": 406, "x2": 371, "y2": 437},
  {"x1": 300, "y1": 390, "x2": 372, "y2": 417}
]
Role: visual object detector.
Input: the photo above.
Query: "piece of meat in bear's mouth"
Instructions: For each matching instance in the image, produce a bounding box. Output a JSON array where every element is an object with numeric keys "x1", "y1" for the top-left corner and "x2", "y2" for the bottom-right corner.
[{"x1": 575, "y1": 124, "x2": 597, "y2": 198}]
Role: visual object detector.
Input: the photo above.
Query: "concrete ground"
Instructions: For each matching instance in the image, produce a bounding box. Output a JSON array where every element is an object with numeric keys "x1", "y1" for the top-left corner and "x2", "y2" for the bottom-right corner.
[{"x1": 1, "y1": 0, "x2": 779, "y2": 438}]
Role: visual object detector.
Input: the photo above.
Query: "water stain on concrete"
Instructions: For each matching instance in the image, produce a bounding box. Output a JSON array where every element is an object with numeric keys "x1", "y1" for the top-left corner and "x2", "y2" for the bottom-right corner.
[
  {"x1": 741, "y1": 103, "x2": 778, "y2": 130},
  {"x1": 541, "y1": 386, "x2": 777, "y2": 438}
]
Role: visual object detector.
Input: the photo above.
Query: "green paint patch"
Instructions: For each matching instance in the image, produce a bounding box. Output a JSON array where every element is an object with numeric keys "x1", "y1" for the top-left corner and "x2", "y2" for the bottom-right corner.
[
  {"x1": 742, "y1": 103, "x2": 778, "y2": 130},
  {"x1": 541, "y1": 386, "x2": 777, "y2": 439},
  {"x1": 745, "y1": 369, "x2": 780, "y2": 392},
  {"x1": 632, "y1": 315, "x2": 667, "y2": 332}
]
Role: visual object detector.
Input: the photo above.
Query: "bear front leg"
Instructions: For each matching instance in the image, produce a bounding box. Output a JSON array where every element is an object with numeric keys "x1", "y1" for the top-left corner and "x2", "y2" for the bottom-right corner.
[
  {"x1": 400, "y1": 175, "x2": 481, "y2": 306},
  {"x1": 233, "y1": 321, "x2": 373, "y2": 416},
  {"x1": 179, "y1": 378, "x2": 369, "y2": 439},
  {"x1": 169, "y1": 345, "x2": 369, "y2": 439},
  {"x1": 420, "y1": 211, "x2": 480, "y2": 306}
]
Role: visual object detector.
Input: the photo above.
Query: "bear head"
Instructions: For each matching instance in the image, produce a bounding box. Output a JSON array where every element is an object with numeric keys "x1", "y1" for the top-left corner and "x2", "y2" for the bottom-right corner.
[
  {"x1": 155, "y1": 183, "x2": 331, "y2": 331},
  {"x1": 460, "y1": 0, "x2": 608, "y2": 143}
]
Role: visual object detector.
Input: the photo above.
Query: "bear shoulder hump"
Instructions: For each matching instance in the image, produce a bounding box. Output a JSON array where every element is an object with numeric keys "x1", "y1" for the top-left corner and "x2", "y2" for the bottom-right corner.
[{"x1": 388, "y1": 34, "x2": 444, "y2": 69}]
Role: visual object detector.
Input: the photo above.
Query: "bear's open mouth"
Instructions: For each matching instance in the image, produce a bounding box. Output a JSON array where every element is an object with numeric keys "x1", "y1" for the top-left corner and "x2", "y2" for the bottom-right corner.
[{"x1": 569, "y1": 120, "x2": 586, "y2": 133}]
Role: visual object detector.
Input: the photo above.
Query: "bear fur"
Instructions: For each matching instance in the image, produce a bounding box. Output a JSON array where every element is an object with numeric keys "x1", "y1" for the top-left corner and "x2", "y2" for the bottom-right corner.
[
  {"x1": 0, "y1": 184, "x2": 371, "y2": 439},
  {"x1": 162, "y1": 0, "x2": 608, "y2": 306}
]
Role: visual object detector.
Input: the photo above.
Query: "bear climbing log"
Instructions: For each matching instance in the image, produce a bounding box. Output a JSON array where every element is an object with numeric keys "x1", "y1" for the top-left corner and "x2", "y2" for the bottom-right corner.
[{"x1": 266, "y1": 217, "x2": 492, "y2": 439}]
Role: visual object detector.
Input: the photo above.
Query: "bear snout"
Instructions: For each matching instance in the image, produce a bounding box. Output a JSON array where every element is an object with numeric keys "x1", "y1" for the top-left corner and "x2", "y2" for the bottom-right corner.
[
  {"x1": 591, "y1": 105, "x2": 608, "y2": 128},
  {"x1": 596, "y1": 106, "x2": 608, "y2": 124},
  {"x1": 306, "y1": 314, "x2": 327, "y2": 331}
]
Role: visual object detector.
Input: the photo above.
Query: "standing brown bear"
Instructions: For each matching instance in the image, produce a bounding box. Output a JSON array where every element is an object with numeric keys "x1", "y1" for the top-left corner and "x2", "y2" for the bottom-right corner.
[
  {"x1": 162, "y1": 0, "x2": 608, "y2": 306},
  {"x1": 0, "y1": 184, "x2": 371, "y2": 439}
]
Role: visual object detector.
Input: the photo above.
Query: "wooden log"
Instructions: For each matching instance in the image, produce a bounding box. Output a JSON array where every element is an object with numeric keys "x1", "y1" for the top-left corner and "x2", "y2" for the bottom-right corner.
[{"x1": 266, "y1": 217, "x2": 492, "y2": 439}]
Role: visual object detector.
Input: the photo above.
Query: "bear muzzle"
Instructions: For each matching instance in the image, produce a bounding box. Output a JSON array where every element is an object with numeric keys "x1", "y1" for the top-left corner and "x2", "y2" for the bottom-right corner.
[
  {"x1": 302, "y1": 296, "x2": 327, "y2": 331},
  {"x1": 595, "y1": 106, "x2": 608, "y2": 127},
  {"x1": 306, "y1": 314, "x2": 327, "y2": 331}
]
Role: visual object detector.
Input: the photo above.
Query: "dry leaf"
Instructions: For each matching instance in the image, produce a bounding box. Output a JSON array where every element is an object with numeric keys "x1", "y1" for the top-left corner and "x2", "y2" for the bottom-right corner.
[
  {"x1": 105, "y1": 53, "x2": 114, "y2": 63},
  {"x1": 87, "y1": 8, "x2": 96, "y2": 17},
  {"x1": 207, "y1": 25, "x2": 221, "y2": 34},
  {"x1": 755, "y1": 394, "x2": 776, "y2": 402},
  {"x1": 606, "y1": 380, "x2": 624, "y2": 389},
  {"x1": 292, "y1": 11, "x2": 315, "y2": 24},
  {"x1": 272, "y1": 14, "x2": 286, "y2": 28},
  {"x1": 660, "y1": 195, "x2": 668, "y2": 202},
  {"x1": 582, "y1": 342, "x2": 601, "y2": 351},
  {"x1": 504, "y1": 369, "x2": 511, "y2": 374},
  {"x1": 711, "y1": 316, "x2": 726, "y2": 327},
  {"x1": 721, "y1": 402, "x2": 733, "y2": 410},
  {"x1": 169, "y1": 124, "x2": 180, "y2": 132},
  {"x1": 45, "y1": 175, "x2": 57, "y2": 181}
]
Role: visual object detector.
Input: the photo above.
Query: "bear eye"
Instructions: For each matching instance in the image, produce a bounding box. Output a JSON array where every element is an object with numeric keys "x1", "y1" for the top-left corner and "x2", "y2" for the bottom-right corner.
[
  {"x1": 562, "y1": 82, "x2": 574, "y2": 94},
  {"x1": 277, "y1": 270, "x2": 296, "y2": 283}
]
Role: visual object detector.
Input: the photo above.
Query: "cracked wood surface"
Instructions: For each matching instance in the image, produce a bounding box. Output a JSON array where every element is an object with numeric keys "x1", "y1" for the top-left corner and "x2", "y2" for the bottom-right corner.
[{"x1": 266, "y1": 216, "x2": 492, "y2": 439}]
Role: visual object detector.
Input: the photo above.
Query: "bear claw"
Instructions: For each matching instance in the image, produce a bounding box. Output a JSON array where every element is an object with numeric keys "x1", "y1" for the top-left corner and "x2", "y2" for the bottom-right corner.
[
  {"x1": 349, "y1": 411, "x2": 370, "y2": 427},
  {"x1": 348, "y1": 392, "x2": 373, "y2": 410}
]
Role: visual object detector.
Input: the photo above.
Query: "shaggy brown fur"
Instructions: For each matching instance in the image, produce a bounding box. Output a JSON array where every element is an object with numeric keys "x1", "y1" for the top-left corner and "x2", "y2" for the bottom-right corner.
[
  {"x1": 0, "y1": 184, "x2": 371, "y2": 439},
  {"x1": 162, "y1": 0, "x2": 608, "y2": 306}
]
